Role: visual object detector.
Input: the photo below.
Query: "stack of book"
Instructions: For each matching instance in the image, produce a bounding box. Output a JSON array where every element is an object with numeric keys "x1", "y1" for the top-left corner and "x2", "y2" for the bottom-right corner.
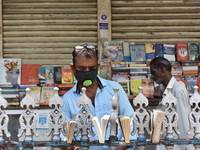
[
  {"x1": 18, "y1": 83, "x2": 74, "y2": 107},
  {"x1": 181, "y1": 61, "x2": 198, "y2": 77},
  {"x1": 0, "y1": 84, "x2": 20, "y2": 106},
  {"x1": 111, "y1": 62, "x2": 130, "y2": 95},
  {"x1": 129, "y1": 62, "x2": 147, "y2": 80},
  {"x1": 19, "y1": 84, "x2": 38, "y2": 102},
  {"x1": 111, "y1": 62, "x2": 130, "y2": 81},
  {"x1": 185, "y1": 76, "x2": 198, "y2": 96},
  {"x1": 171, "y1": 61, "x2": 183, "y2": 76}
]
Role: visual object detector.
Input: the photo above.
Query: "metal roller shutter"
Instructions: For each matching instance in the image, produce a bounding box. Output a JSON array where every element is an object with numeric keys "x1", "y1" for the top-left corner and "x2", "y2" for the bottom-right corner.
[
  {"x1": 2, "y1": 0, "x2": 98, "y2": 66},
  {"x1": 111, "y1": 0, "x2": 200, "y2": 44}
]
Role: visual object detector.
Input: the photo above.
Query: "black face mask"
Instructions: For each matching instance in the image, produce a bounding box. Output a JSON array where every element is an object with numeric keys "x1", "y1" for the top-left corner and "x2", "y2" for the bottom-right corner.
[{"x1": 75, "y1": 69, "x2": 98, "y2": 86}]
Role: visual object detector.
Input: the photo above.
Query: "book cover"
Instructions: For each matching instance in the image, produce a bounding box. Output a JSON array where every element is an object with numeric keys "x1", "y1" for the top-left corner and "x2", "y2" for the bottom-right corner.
[
  {"x1": 28, "y1": 86, "x2": 41, "y2": 107},
  {"x1": 45, "y1": 66, "x2": 54, "y2": 84},
  {"x1": 155, "y1": 44, "x2": 164, "y2": 57},
  {"x1": 129, "y1": 44, "x2": 146, "y2": 62},
  {"x1": 40, "y1": 86, "x2": 56, "y2": 105},
  {"x1": 38, "y1": 67, "x2": 46, "y2": 84},
  {"x1": 185, "y1": 76, "x2": 198, "y2": 96},
  {"x1": 21, "y1": 64, "x2": 42, "y2": 85},
  {"x1": 54, "y1": 67, "x2": 62, "y2": 84},
  {"x1": 0, "y1": 58, "x2": 21, "y2": 85},
  {"x1": 141, "y1": 78, "x2": 154, "y2": 98},
  {"x1": 175, "y1": 43, "x2": 189, "y2": 61},
  {"x1": 123, "y1": 42, "x2": 132, "y2": 62},
  {"x1": 188, "y1": 43, "x2": 199, "y2": 61},
  {"x1": 36, "y1": 109, "x2": 50, "y2": 130},
  {"x1": 163, "y1": 44, "x2": 175, "y2": 61},
  {"x1": 145, "y1": 43, "x2": 156, "y2": 61},
  {"x1": 99, "y1": 62, "x2": 111, "y2": 80},
  {"x1": 61, "y1": 67, "x2": 74, "y2": 84},
  {"x1": 103, "y1": 41, "x2": 124, "y2": 62},
  {"x1": 130, "y1": 79, "x2": 142, "y2": 96}
]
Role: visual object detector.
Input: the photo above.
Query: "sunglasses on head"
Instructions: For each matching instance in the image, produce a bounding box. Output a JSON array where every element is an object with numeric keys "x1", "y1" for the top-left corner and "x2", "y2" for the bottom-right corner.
[{"x1": 74, "y1": 43, "x2": 97, "y2": 53}]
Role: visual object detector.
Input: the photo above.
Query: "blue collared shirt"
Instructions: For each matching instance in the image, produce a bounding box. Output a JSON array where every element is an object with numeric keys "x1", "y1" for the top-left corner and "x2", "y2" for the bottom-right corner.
[{"x1": 60, "y1": 76, "x2": 137, "y2": 142}]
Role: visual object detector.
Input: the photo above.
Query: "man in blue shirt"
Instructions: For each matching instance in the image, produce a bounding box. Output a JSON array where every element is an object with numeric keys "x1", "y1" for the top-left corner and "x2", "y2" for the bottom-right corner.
[{"x1": 60, "y1": 43, "x2": 137, "y2": 150}]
